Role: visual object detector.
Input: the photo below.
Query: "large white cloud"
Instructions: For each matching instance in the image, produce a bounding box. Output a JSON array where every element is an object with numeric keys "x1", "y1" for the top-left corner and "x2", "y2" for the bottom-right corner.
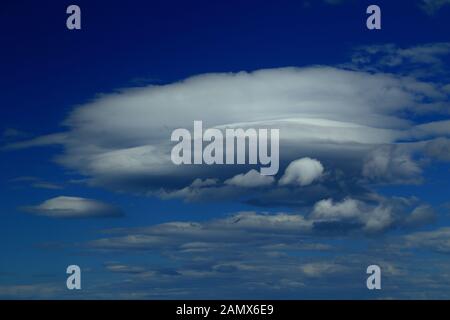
[{"x1": 5, "y1": 63, "x2": 450, "y2": 200}]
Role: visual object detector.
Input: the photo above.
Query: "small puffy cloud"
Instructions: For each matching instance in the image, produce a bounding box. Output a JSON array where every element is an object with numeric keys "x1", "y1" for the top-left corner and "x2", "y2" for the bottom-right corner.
[
  {"x1": 311, "y1": 198, "x2": 361, "y2": 220},
  {"x1": 22, "y1": 196, "x2": 123, "y2": 218},
  {"x1": 362, "y1": 146, "x2": 422, "y2": 184},
  {"x1": 279, "y1": 158, "x2": 324, "y2": 186},
  {"x1": 310, "y1": 197, "x2": 432, "y2": 233},
  {"x1": 225, "y1": 169, "x2": 275, "y2": 188}
]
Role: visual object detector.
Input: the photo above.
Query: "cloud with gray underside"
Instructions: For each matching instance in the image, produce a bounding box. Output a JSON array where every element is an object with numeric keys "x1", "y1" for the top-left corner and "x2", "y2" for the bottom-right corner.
[{"x1": 4, "y1": 44, "x2": 450, "y2": 208}]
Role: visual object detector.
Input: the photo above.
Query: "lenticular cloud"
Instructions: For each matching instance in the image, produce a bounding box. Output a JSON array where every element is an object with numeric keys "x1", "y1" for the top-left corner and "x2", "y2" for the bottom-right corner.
[{"x1": 7, "y1": 66, "x2": 450, "y2": 195}]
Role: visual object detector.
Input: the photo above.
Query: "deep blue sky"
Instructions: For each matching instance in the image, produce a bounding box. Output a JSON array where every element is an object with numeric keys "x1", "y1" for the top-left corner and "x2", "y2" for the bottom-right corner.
[{"x1": 1, "y1": 0, "x2": 450, "y2": 299}]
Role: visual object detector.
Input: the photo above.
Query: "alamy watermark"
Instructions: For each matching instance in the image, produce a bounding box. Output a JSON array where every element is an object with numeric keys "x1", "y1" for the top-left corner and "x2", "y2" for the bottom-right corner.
[
  {"x1": 171, "y1": 121, "x2": 279, "y2": 175},
  {"x1": 66, "y1": 265, "x2": 81, "y2": 290}
]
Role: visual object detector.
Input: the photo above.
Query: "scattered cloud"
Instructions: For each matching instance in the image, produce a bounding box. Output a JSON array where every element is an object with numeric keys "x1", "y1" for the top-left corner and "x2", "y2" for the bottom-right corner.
[
  {"x1": 349, "y1": 43, "x2": 450, "y2": 78},
  {"x1": 66, "y1": 199, "x2": 439, "y2": 299},
  {"x1": 88, "y1": 197, "x2": 433, "y2": 254},
  {"x1": 311, "y1": 197, "x2": 435, "y2": 233}
]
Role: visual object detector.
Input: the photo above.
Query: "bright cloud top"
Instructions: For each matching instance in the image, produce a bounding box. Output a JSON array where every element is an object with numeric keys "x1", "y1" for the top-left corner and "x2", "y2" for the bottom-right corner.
[{"x1": 279, "y1": 157, "x2": 324, "y2": 186}]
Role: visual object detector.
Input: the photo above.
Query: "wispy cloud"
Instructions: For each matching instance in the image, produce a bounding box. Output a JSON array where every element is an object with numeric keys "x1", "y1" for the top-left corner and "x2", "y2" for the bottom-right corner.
[
  {"x1": 21, "y1": 196, "x2": 124, "y2": 218},
  {"x1": 420, "y1": 0, "x2": 450, "y2": 14},
  {"x1": 10, "y1": 176, "x2": 63, "y2": 190}
]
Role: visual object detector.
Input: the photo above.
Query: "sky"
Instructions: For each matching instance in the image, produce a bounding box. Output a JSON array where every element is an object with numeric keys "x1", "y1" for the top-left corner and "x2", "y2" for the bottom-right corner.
[{"x1": 1, "y1": 0, "x2": 450, "y2": 299}]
